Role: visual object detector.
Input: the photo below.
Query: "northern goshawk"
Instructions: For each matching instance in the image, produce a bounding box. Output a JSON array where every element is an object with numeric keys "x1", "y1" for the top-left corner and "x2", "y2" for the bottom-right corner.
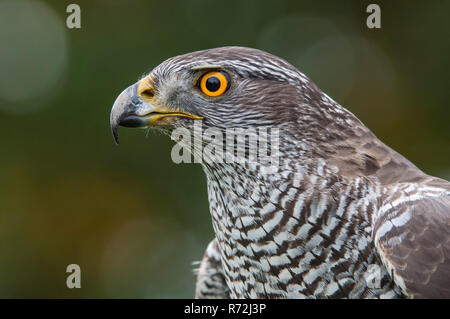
[{"x1": 110, "y1": 47, "x2": 450, "y2": 298}]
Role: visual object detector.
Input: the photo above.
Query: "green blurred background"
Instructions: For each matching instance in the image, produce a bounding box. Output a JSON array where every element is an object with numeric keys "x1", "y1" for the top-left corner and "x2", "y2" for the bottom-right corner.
[{"x1": 0, "y1": 0, "x2": 448, "y2": 298}]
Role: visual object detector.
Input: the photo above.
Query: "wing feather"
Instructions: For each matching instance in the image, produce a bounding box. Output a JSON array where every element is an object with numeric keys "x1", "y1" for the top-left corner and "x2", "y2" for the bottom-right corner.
[{"x1": 374, "y1": 180, "x2": 450, "y2": 298}]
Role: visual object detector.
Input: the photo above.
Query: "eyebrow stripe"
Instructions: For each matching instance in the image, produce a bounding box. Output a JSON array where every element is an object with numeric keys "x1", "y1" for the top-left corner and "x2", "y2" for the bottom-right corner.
[{"x1": 190, "y1": 64, "x2": 223, "y2": 71}]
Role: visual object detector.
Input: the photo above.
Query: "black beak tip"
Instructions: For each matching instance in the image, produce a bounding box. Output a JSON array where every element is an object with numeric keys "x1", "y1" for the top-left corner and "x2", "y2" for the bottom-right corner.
[{"x1": 111, "y1": 124, "x2": 120, "y2": 145}]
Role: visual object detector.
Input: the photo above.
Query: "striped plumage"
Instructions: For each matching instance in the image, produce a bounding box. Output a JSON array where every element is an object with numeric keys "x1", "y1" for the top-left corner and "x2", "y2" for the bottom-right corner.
[{"x1": 110, "y1": 47, "x2": 450, "y2": 299}]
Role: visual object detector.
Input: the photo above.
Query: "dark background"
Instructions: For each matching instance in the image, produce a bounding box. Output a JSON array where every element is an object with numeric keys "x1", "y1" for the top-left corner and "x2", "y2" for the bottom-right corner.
[{"x1": 0, "y1": 0, "x2": 448, "y2": 297}]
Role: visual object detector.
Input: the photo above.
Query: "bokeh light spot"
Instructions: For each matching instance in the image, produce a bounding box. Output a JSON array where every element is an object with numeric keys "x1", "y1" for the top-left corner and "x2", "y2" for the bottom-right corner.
[{"x1": 0, "y1": 0, "x2": 68, "y2": 113}]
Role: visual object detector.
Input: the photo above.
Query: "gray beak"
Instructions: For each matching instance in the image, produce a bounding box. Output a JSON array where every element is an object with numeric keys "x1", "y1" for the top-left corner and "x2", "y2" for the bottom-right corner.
[
  {"x1": 110, "y1": 83, "x2": 156, "y2": 144},
  {"x1": 110, "y1": 81, "x2": 203, "y2": 145}
]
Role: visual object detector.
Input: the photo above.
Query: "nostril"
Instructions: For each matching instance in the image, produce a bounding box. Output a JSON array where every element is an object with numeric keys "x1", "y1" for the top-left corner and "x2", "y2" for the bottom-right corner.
[{"x1": 141, "y1": 89, "x2": 155, "y2": 99}]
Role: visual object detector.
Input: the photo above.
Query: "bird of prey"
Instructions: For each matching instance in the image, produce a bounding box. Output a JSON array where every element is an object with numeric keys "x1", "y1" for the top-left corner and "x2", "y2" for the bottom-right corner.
[{"x1": 110, "y1": 47, "x2": 450, "y2": 298}]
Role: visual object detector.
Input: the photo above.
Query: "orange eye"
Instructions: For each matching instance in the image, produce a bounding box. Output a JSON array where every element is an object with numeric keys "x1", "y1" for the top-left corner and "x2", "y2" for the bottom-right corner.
[{"x1": 199, "y1": 71, "x2": 230, "y2": 97}]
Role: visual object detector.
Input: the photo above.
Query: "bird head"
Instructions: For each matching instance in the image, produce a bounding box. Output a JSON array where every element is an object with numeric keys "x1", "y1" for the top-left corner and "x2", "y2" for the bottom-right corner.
[{"x1": 109, "y1": 46, "x2": 317, "y2": 145}]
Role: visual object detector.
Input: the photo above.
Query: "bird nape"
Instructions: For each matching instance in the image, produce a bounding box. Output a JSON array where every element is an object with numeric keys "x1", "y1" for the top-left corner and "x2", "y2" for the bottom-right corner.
[{"x1": 110, "y1": 46, "x2": 450, "y2": 299}]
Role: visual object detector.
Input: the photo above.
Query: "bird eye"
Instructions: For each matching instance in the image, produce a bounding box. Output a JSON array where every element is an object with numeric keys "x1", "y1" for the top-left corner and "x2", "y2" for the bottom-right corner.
[{"x1": 199, "y1": 71, "x2": 230, "y2": 97}]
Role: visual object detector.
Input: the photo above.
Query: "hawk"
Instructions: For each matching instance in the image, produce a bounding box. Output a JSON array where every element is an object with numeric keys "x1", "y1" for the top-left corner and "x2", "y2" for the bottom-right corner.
[{"x1": 110, "y1": 47, "x2": 450, "y2": 298}]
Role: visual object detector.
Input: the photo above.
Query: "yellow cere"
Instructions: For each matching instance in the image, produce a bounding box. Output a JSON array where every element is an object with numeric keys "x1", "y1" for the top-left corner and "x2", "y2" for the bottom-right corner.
[{"x1": 137, "y1": 76, "x2": 156, "y2": 101}]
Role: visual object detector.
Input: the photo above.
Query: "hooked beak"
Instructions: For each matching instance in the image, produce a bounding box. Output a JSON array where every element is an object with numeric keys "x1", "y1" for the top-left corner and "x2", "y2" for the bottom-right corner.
[{"x1": 110, "y1": 83, "x2": 202, "y2": 144}]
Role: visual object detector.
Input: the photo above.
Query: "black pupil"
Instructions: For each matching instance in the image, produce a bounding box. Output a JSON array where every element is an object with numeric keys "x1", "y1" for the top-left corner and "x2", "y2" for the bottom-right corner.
[{"x1": 206, "y1": 76, "x2": 221, "y2": 92}]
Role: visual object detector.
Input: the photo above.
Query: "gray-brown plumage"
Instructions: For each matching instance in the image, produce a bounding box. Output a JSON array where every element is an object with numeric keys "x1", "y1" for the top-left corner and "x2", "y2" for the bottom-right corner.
[{"x1": 110, "y1": 46, "x2": 450, "y2": 298}]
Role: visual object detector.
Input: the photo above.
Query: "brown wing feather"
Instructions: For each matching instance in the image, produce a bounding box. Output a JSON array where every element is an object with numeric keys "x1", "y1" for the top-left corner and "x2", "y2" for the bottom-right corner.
[{"x1": 376, "y1": 180, "x2": 450, "y2": 298}]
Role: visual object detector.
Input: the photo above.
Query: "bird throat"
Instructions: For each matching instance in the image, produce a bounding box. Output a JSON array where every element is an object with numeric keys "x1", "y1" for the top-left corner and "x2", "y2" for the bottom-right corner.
[{"x1": 201, "y1": 156, "x2": 399, "y2": 298}]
